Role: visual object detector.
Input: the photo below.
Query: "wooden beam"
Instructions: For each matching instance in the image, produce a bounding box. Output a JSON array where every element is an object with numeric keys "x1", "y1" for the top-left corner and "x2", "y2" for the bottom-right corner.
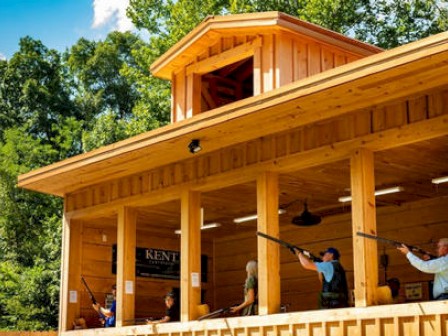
[
  {"x1": 185, "y1": 38, "x2": 261, "y2": 76},
  {"x1": 116, "y1": 207, "x2": 137, "y2": 326},
  {"x1": 257, "y1": 172, "x2": 280, "y2": 315},
  {"x1": 180, "y1": 190, "x2": 201, "y2": 321},
  {"x1": 62, "y1": 218, "x2": 82, "y2": 331},
  {"x1": 350, "y1": 148, "x2": 378, "y2": 307},
  {"x1": 64, "y1": 114, "x2": 448, "y2": 220},
  {"x1": 65, "y1": 112, "x2": 448, "y2": 221}
]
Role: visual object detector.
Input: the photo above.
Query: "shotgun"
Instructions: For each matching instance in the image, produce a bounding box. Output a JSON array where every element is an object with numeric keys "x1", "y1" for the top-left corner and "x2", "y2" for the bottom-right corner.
[
  {"x1": 81, "y1": 276, "x2": 98, "y2": 305},
  {"x1": 356, "y1": 232, "x2": 437, "y2": 259},
  {"x1": 198, "y1": 306, "x2": 235, "y2": 321},
  {"x1": 81, "y1": 276, "x2": 108, "y2": 326},
  {"x1": 257, "y1": 232, "x2": 322, "y2": 262}
]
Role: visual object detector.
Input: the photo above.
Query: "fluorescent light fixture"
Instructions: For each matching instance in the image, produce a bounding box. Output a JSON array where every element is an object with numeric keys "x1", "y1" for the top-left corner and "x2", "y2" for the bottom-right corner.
[
  {"x1": 432, "y1": 176, "x2": 448, "y2": 184},
  {"x1": 175, "y1": 222, "x2": 221, "y2": 235},
  {"x1": 338, "y1": 186, "x2": 404, "y2": 203},
  {"x1": 233, "y1": 209, "x2": 287, "y2": 224}
]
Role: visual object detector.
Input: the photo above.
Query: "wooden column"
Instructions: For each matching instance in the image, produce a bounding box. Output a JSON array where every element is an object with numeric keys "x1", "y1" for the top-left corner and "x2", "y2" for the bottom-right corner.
[
  {"x1": 257, "y1": 172, "x2": 280, "y2": 315},
  {"x1": 350, "y1": 148, "x2": 378, "y2": 307},
  {"x1": 186, "y1": 73, "x2": 201, "y2": 117},
  {"x1": 60, "y1": 214, "x2": 82, "y2": 331},
  {"x1": 116, "y1": 207, "x2": 137, "y2": 326},
  {"x1": 180, "y1": 190, "x2": 201, "y2": 321}
]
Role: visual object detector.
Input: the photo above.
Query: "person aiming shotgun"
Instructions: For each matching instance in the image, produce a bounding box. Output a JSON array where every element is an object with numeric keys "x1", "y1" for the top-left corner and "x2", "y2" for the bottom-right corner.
[
  {"x1": 397, "y1": 238, "x2": 448, "y2": 300},
  {"x1": 81, "y1": 276, "x2": 116, "y2": 327}
]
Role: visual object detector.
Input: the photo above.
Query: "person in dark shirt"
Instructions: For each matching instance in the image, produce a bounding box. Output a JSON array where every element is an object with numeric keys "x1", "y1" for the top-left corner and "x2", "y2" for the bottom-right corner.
[
  {"x1": 294, "y1": 247, "x2": 348, "y2": 309},
  {"x1": 147, "y1": 292, "x2": 180, "y2": 324}
]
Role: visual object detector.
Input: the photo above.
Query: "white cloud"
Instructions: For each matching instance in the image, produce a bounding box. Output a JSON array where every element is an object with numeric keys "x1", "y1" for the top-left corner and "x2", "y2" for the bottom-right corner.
[
  {"x1": 92, "y1": 0, "x2": 134, "y2": 32},
  {"x1": 0, "y1": 52, "x2": 6, "y2": 61}
]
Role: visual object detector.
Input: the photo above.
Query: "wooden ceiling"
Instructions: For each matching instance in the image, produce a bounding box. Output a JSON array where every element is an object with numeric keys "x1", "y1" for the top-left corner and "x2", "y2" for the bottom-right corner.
[{"x1": 125, "y1": 134, "x2": 448, "y2": 238}]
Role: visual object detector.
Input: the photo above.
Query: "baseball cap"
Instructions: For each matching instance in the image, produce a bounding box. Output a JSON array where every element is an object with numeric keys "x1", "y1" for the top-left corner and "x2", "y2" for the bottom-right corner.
[
  {"x1": 320, "y1": 247, "x2": 340, "y2": 260},
  {"x1": 164, "y1": 291, "x2": 176, "y2": 299}
]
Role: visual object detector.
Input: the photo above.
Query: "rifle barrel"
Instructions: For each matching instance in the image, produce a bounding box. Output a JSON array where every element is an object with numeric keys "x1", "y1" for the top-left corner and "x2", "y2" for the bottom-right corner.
[
  {"x1": 81, "y1": 276, "x2": 97, "y2": 305},
  {"x1": 356, "y1": 232, "x2": 437, "y2": 259},
  {"x1": 256, "y1": 232, "x2": 321, "y2": 262}
]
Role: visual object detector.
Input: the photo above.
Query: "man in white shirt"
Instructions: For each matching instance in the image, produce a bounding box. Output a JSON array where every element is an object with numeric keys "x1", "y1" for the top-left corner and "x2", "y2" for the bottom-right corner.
[{"x1": 397, "y1": 238, "x2": 448, "y2": 300}]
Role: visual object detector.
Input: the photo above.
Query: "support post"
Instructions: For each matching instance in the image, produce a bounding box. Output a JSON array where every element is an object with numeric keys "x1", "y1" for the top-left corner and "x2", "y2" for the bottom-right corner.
[
  {"x1": 257, "y1": 172, "x2": 280, "y2": 315},
  {"x1": 180, "y1": 190, "x2": 202, "y2": 321},
  {"x1": 60, "y1": 214, "x2": 82, "y2": 331},
  {"x1": 351, "y1": 148, "x2": 379, "y2": 306},
  {"x1": 116, "y1": 207, "x2": 137, "y2": 326}
]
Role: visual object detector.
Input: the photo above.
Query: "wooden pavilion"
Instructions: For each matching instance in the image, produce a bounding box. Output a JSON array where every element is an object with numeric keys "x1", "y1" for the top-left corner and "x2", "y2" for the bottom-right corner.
[{"x1": 18, "y1": 11, "x2": 448, "y2": 336}]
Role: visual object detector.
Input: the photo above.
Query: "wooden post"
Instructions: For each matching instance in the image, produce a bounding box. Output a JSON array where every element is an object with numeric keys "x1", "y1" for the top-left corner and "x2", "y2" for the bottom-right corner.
[
  {"x1": 257, "y1": 172, "x2": 280, "y2": 315},
  {"x1": 186, "y1": 73, "x2": 201, "y2": 117},
  {"x1": 180, "y1": 189, "x2": 201, "y2": 321},
  {"x1": 60, "y1": 215, "x2": 82, "y2": 331},
  {"x1": 116, "y1": 207, "x2": 137, "y2": 326},
  {"x1": 350, "y1": 148, "x2": 378, "y2": 307}
]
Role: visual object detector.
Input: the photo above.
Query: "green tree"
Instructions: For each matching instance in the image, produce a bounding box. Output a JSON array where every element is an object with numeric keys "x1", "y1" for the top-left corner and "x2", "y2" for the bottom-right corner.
[{"x1": 66, "y1": 31, "x2": 169, "y2": 151}]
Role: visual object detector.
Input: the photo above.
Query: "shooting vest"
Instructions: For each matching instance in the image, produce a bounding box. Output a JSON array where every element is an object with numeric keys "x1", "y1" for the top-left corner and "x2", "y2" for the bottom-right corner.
[{"x1": 320, "y1": 261, "x2": 348, "y2": 308}]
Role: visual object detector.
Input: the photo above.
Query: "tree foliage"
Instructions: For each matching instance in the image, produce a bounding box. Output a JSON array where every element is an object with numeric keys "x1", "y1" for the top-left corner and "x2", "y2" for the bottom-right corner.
[{"x1": 0, "y1": 0, "x2": 447, "y2": 330}]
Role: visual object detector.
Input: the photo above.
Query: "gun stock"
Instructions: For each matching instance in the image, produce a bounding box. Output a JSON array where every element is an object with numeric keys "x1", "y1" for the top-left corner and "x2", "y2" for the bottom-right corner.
[
  {"x1": 257, "y1": 232, "x2": 322, "y2": 262},
  {"x1": 356, "y1": 232, "x2": 437, "y2": 259},
  {"x1": 81, "y1": 276, "x2": 97, "y2": 305}
]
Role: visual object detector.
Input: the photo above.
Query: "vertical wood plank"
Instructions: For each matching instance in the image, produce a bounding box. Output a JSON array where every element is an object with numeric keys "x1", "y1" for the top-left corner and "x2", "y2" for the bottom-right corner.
[
  {"x1": 186, "y1": 73, "x2": 202, "y2": 117},
  {"x1": 308, "y1": 43, "x2": 321, "y2": 76},
  {"x1": 253, "y1": 38, "x2": 263, "y2": 96},
  {"x1": 180, "y1": 190, "x2": 202, "y2": 321},
  {"x1": 276, "y1": 33, "x2": 293, "y2": 88},
  {"x1": 116, "y1": 207, "x2": 137, "y2": 326},
  {"x1": 262, "y1": 34, "x2": 275, "y2": 94},
  {"x1": 174, "y1": 70, "x2": 186, "y2": 122},
  {"x1": 350, "y1": 148, "x2": 378, "y2": 307},
  {"x1": 257, "y1": 172, "x2": 280, "y2": 315}
]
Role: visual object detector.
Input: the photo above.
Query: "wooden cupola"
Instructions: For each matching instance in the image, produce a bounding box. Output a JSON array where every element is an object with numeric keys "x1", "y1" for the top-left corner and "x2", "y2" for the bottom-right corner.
[{"x1": 150, "y1": 11, "x2": 382, "y2": 123}]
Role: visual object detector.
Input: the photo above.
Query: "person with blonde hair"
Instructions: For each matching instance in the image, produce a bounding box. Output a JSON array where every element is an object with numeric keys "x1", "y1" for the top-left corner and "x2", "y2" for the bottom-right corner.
[
  {"x1": 398, "y1": 238, "x2": 448, "y2": 300},
  {"x1": 230, "y1": 260, "x2": 258, "y2": 315}
]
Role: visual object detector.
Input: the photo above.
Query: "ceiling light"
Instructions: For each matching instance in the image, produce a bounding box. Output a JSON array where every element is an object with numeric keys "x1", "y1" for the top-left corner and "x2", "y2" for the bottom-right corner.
[
  {"x1": 338, "y1": 186, "x2": 404, "y2": 203},
  {"x1": 188, "y1": 139, "x2": 202, "y2": 154},
  {"x1": 233, "y1": 209, "x2": 286, "y2": 224},
  {"x1": 432, "y1": 176, "x2": 448, "y2": 184},
  {"x1": 174, "y1": 222, "x2": 221, "y2": 235}
]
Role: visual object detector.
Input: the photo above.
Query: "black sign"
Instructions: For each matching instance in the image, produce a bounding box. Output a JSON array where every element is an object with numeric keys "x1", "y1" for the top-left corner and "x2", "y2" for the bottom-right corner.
[{"x1": 112, "y1": 245, "x2": 208, "y2": 282}]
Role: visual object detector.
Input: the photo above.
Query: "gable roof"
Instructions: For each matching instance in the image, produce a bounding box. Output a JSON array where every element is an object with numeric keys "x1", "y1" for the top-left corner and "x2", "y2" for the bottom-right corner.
[{"x1": 150, "y1": 11, "x2": 382, "y2": 80}]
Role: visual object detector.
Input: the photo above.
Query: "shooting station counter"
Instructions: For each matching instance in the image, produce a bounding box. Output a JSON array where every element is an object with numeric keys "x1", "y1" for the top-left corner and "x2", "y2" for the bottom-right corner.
[{"x1": 18, "y1": 11, "x2": 448, "y2": 336}]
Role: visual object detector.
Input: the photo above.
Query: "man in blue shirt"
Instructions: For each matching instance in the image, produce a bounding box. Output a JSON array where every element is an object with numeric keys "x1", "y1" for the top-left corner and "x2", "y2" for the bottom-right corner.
[
  {"x1": 294, "y1": 247, "x2": 348, "y2": 309},
  {"x1": 93, "y1": 284, "x2": 116, "y2": 327},
  {"x1": 398, "y1": 238, "x2": 448, "y2": 300}
]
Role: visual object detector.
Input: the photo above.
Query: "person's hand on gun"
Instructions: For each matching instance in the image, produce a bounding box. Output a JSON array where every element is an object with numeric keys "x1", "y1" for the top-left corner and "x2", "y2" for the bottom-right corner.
[
  {"x1": 92, "y1": 303, "x2": 101, "y2": 312},
  {"x1": 397, "y1": 244, "x2": 410, "y2": 255}
]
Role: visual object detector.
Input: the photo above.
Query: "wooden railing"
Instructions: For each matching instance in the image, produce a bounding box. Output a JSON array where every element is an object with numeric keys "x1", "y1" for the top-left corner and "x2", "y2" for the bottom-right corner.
[{"x1": 63, "y1": 301, "x2": 448, "y2": 336}]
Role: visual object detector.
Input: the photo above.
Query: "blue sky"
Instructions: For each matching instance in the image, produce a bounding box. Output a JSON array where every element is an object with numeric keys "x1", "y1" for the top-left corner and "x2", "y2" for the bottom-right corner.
[{"x1": 0, "y1": 0, "x2": 134, "y2": 60}]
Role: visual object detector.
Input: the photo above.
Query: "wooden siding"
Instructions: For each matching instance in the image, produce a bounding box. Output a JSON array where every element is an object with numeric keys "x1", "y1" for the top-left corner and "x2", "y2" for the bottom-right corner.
[
  {"x1": 63, "y1": 301, "x2": 448, "y2": 336},
  {"x1": 172, "y1": 31, "x2": 365, "y2": 121},
  {"x1": 76, "y1": 218, "x2": 214, "y2": 327},
  {"x1": 66, "y1": 89, "x2": 448, "y2": 215}
]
